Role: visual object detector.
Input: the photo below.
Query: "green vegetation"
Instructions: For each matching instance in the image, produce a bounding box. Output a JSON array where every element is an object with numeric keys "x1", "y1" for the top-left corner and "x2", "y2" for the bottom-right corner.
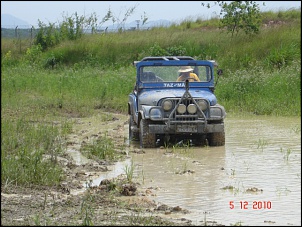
[
  {"x1": 123, "y1": 160, "x2": 135, "y2": 183},
  {"x1": 202, "y1": 1, "x2": 262, "y2": 36},
  {"x1": 81, "y1": 133, "x2": 120, "y2": 161},
  {"x1": 1, "y1": 118, "x2": 68, "y2": 186},
  {"x1": 1, "y1": 9, "x2": 301, "y2": 188}
]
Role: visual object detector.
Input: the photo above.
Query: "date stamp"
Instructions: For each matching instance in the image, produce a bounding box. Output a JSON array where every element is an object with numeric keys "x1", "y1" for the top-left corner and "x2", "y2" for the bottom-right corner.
[{"x1": 229, "y1": 201, "x2": 272, "y2": 210}]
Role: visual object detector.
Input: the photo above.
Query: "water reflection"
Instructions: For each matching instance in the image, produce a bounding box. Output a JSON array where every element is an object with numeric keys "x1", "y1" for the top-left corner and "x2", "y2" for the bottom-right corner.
[
  {"x1": 87, "y1": 158, "x2": 132, "y2": 187},
  {"x1": 129, "y1": 115, "x2": 301, "y2": 226}
]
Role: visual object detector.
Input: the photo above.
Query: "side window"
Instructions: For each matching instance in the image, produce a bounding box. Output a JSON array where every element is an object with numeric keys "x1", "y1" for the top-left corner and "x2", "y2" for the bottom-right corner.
[
  {"x1": 141, "y1": 71, "x2": 157, "y2": 82},
  {"x1": 141, "y1": 71, "x2": 149, "y2": 82}
]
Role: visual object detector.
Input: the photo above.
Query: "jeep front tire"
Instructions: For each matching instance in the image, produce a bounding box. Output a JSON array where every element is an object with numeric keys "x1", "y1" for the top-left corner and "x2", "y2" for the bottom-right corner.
[
  {"x1": 207, "y1": 132, "x2": 225, "y2": 146},
  {"x1": 129, "y1": 115, "x2": 139, "y2": 141},
  {"x1": 139, "y1": 119, "x2": 156, "y2": 148}
]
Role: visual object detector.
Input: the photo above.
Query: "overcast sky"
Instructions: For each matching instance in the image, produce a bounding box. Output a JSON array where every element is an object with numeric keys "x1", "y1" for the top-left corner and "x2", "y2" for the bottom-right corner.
[{"x1": 1, "y1": 1, "x2": 301, "y2": 27}]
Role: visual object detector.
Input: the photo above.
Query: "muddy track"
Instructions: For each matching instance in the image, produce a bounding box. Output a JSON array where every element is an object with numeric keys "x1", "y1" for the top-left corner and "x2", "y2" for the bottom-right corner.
[{"x1": 1, "y1": 112, "x2": 195, "y2": 226}]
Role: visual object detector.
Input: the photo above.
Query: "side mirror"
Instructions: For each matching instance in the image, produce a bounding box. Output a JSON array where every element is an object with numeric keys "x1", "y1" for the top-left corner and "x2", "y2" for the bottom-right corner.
[
  {"x1": 214, "y1": 69, "x2": 223, "y2": 88},
  {"x1": 217, "y1": 69, "x2": 223, "y2": 76}
]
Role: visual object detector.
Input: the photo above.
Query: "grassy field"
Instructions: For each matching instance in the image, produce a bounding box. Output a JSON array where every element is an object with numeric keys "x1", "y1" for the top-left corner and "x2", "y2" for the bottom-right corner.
[{"x1": 1, "y1": 9, "x2": 301, "y2": 187}]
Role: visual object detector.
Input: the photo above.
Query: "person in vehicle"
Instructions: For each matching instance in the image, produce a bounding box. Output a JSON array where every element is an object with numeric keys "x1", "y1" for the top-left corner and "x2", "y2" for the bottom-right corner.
[{"x1": 176, "y1": 66, "x2": 200, "y2": 82}]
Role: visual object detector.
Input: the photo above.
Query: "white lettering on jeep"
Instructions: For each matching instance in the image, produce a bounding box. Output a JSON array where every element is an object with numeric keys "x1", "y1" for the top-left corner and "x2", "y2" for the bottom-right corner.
[{"x1": 163, "y1": 83, "x2": 185, "y2": 87}]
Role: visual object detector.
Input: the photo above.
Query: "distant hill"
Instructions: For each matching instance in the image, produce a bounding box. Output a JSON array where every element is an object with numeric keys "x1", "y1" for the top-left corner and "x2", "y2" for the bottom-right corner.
[{"x1": 1, "y1": 14, "x2": 31, "y2": 29}]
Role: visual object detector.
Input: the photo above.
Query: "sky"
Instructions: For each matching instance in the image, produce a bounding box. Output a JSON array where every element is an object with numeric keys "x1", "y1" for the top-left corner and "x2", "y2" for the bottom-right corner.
[{"x1": 1, "y1": 1, "x2": 301, "y2": 28}]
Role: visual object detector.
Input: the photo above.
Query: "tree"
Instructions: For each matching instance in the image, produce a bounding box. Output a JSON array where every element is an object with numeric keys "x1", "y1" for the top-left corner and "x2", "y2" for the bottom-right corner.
[{"x1": 202, "y1": 1, "x2": 263, "y2": 36}]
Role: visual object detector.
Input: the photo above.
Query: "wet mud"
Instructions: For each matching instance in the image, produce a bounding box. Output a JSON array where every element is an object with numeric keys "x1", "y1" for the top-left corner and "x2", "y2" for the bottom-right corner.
[{"x1": 1, "y1": 112, "x2": 301, "y2": 226}]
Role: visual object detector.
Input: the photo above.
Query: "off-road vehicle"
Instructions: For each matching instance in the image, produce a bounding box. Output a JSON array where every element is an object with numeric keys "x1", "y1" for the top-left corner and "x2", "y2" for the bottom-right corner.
[{"x1": 128, "y1": 56, "x2": 226, "y2": 148}]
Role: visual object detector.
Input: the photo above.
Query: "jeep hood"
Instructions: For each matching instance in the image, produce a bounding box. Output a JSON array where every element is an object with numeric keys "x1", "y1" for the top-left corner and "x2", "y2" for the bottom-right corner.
[{"x1": 139, "y1": 88, "x2": 217, "y2": 106}]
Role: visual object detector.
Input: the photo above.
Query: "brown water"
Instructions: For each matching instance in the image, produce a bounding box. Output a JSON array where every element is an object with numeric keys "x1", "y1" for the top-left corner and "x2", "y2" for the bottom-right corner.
[
  {"x1": 128, "y1": 115, "x2": 301, "y2": 226},
  {"x1": 76, "y1": 115, "x2": 301, "y2": 226}
]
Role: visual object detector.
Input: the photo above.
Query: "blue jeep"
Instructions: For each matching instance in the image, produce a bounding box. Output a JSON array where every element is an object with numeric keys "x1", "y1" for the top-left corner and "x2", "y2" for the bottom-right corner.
[{"x1": 128, "y1": 56, "x2": 226, "y2": 148}]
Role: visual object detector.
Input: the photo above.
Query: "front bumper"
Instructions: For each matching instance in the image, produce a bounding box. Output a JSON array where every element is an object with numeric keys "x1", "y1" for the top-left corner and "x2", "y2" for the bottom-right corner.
[{"x1": 149, "y1": 122, "x2": 224, "y2": 134}]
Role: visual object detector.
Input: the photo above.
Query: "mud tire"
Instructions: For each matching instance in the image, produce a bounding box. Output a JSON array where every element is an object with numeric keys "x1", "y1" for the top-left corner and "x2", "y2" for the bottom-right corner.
[
  {"x1": 207, "y1": 131, "x2": 225, "y2": 146},
  {"x1": 129, "y1": 116, "x2": 139, "y2": 141},
  {"x1": 192, "y1": 134, "x2": 208, "y2": 146},
  {"x1": 139, "y1": 119, "x2": 156, "y2": 148}
]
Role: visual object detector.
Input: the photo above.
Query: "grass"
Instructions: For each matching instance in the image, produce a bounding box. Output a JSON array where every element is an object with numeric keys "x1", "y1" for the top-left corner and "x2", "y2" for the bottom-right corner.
[
  {"x1": 123, "y1": 160, "x2": 135, "y2": 183},
  {"x1": 216, "y1": 61, "x2": 301, "y2": 116},
  {"x1": 275, "y1": 186, "x2": 291, "y2": 197},
  {"x1": 1, "y1": 118, "x2": 66, "y2": 187},
  {"x1": 256, "y1": 139, "x2": 268, "y2": 152},
  {"x1": 291, "y1": 125, "x2": 301, "y2": 134},
  {"x1": 1, "y1": 9, "x2": 300, "y2": 188},
  {"x1": 81, "y1": 132, "x2": 120, "y2": 161},
  {"x1": 81, "y1": 192, "x2": 95, "y2": 226},
  {"x1": 280, "y1": 147, "x2": 292, "y2": 161},
  {"x1": 1, "y1": 65, "x2": 135, "y2": 118}
]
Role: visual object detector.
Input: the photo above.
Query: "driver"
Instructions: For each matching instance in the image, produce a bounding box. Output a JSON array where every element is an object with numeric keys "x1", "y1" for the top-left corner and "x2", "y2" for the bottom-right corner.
[{"x1": 176, "y1": 66, "x2": 200, "y2": 82}]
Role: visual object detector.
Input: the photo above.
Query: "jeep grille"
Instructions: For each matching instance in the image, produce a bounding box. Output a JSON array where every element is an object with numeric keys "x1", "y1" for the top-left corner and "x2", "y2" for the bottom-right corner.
[{"x1": 161, "y1": 97, "x2": 208, "y2": 125}]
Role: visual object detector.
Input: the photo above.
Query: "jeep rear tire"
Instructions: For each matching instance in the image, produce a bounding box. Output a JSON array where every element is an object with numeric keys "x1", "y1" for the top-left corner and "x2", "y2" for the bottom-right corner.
[
  {"x1": 129, "y1": 115, "x2": 139, "y2": 141},
  {"x1": 207, "y1": 132, "x2": 225, "y2": 146},
  {"x1": 139, "y1": 119, "x2": 156, "y2": 148}
]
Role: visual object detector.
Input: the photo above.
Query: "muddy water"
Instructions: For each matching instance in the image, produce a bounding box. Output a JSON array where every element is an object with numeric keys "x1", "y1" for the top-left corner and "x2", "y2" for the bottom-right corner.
[
  {"x1": 128, "y1": 115, "x2": 301, "y2": 226},
  {"x1": 72, "y1": 114, "x2": 300, "y2": 226}
]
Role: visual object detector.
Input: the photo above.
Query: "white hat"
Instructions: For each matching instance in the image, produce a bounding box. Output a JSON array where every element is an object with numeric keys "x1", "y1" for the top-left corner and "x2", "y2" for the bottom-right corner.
[{"x1": 178, "y1": 66, "x2": 193, "y2": 73}]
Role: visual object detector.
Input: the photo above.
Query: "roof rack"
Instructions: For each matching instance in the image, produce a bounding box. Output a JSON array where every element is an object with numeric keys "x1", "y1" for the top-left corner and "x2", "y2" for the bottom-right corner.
[{"x1": 140, "y1": 56, "x2": 195, "y2": 61}]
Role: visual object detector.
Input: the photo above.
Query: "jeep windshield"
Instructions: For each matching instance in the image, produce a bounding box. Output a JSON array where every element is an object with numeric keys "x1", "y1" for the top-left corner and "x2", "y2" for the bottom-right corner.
[{"x1": 139, "y1": 65, "x2": 212, "y2": 83}]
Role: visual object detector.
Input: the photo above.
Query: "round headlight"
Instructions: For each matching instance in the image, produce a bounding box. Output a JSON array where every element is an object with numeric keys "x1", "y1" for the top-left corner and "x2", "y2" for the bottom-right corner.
[
  {"x1": 177, "y1": 104, "x2": 186, "y2": 114},
  {"x1": 150, "y1": 108, "x2": 162, "y2": 120},
  {"x1": 162, "y1": 100, "x2": 173, "y2": 111},
  {"x1": 197, "y1": 100, "x2": 208, "y2": 111},
  {"x1": 187, "y1": 104, "x2": 197, "y2": 114}
]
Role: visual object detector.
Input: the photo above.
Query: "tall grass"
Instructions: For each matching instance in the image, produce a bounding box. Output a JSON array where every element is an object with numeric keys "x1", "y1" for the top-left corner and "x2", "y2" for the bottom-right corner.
[
  {"x1": 1, "y1": 118, "x2": 68, "y2": 187},
  {"x1": 4, "y1": 11, "x2": 297, "y2": 72},
  {"x1": 1, "y1": 64, "x2": 135, "y2": 118},
  {"x1": 216, "y1": 60, "x2": 301, "y2": 115},
  {"x1": 3, "y1": 29, "x2": 299, "y2": 118}
]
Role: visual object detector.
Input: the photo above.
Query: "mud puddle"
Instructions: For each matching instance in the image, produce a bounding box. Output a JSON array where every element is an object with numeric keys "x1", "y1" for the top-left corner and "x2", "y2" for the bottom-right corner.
[{"x1": 68, "y1": 114, "x2": 301, "y2": 226}]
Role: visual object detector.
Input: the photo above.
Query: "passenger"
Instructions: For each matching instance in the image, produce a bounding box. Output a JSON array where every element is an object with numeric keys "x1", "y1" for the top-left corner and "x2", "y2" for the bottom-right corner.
[{"x1": 177, "y1": 66, "x2": 200, "y2": 82}]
